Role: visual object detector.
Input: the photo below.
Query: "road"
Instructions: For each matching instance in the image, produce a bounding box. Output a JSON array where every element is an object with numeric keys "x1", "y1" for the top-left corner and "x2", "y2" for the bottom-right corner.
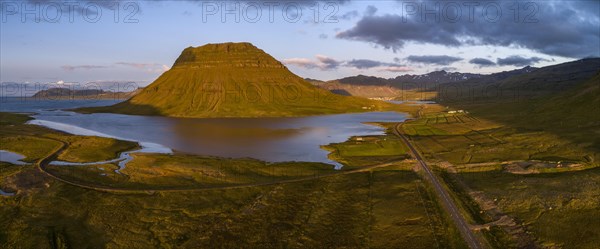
[
  {"x1": 393, "y1": 123, "x2": 485, "y2": 249},
  {"x1": 34, "y1": 138, "x2": 399, "y2": 193}
]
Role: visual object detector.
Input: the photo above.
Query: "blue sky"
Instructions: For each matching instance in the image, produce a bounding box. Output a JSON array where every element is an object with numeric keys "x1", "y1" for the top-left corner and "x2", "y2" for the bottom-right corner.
[{"x1": 1, "y1": 0, "x2": 598, "y2": 86}]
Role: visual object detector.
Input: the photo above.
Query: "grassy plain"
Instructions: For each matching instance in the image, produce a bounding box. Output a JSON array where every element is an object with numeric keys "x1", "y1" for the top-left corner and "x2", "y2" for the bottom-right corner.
[
  {"x1": 401, "y1": 110, "x2": 597, "y2": 168},
  {"x1": 46, "y1": 154, "x2": 335, "y2": 190},
  {"x1": 1, "y1": 160, "x2": 467, "y2": 248}
]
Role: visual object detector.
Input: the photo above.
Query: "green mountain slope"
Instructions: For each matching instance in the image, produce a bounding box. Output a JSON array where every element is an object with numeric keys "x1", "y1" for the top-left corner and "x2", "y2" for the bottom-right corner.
[
  {"x1": 80, "y1": 43, "x2": 395, "y2": 118},
  {"x1": 536, "y1": 72, "x2": 600, "y2": 125}
]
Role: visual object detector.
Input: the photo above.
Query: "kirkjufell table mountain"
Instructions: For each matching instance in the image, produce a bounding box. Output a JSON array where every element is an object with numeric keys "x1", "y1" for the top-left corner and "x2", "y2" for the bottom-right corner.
[{"x1": 78, "y1": 42, "x2": 396, "y2": 118}]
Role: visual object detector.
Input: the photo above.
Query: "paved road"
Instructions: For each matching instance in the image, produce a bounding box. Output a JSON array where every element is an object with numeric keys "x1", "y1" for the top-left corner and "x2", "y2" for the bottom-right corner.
[
  {"x1": 35, "y1": 138, "x2": 399, "y2": 193},
  {"x1": 394, "y1": 124, "x2": 485, "y2": 249}
]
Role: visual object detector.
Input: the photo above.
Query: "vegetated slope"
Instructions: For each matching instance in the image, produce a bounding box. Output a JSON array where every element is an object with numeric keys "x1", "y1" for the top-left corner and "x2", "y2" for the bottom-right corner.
[
  {"x1": 80, "y1": 43, "x2": 394, "y2": 118},
  {"x1": 535, "y1": 72, "x2": 600, "y2": 126},
  {"x1": 453, "y1": 69, "x2": 600, "y2": 157},
  {"x1": 436, "y1": 58, "x2": 600, "y2": 102}
]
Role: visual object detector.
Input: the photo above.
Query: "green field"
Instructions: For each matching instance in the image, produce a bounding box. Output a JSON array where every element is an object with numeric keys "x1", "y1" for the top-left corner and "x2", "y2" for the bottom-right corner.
[
  {"x1": 45, "y1": 154, "x2": 335, "y2": 190},
  {"x1": 323, "y1": 130, "x2": 410, "y2": 167},
  {"x1": 1, "y1": 160, "x2": 466, "y2": 248}
]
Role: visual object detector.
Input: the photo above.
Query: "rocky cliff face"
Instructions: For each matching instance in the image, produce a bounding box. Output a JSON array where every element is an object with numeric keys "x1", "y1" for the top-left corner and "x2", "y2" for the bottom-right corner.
[{"x1": 172, "y1": 43, "x2": 286, "y2": 69}]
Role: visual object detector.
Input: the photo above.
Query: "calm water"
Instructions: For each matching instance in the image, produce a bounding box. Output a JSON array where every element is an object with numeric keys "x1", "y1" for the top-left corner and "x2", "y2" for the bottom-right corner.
[
  {"x1": 1, "y1": 98, "x2": 407, "y2": 165},
  {"x1": 0, "y1": 150, "x2": 27, "y2": 165}
]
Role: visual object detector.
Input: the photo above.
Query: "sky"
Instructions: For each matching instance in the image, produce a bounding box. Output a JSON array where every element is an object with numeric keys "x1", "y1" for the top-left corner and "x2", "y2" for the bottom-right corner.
[{"x1": 1, "y1": 0, "x2": 599, "y2": 88}]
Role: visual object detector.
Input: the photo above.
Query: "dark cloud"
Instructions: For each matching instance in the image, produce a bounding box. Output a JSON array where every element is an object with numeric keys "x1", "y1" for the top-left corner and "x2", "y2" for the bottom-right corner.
[
  {"x1": 337, "y1": 0, "x2": 600, "y2": 58},
  {"x1": 340, "y1": 10, "x2": 359, "y2": 20},
  {"x1": 496, "y1": 55, "x2": 546, "y2": 67},
  {"x1": 364, "y1": 5, "x2": 377, "y2": 16},
  {"x1": 284, "y1": 56, "x2": 409, "y2": 71},
  {"x1": 345, "y1": 59, "x2": 404, "y2": 69},
  {"x1": 180, "y1": 0, "x2": 351, "y2": 7},
  {"x1": 346, "y1": 59, "x2": 385, "y2": 69},
  {"x1": 346, "y1": 59, "x2": 381, "y2": 69},
  {"x1": 316, "y1": 55, "x2": 342, "y2": 69},
  {"x1": 406, "y1": 55, "x2": 462, "y2": 65},
  {"x1": 469, "y1": 58, "x2": 496, "y2": 67}
]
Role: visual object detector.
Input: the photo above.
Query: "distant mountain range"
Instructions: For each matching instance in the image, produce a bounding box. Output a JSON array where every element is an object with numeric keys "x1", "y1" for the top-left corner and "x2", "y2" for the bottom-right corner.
[
  {"x1": 315, "y1": 58, "x2": 600, "y2": 100},
  {"x1": 0, "y1": 81, "x2": 141, "y2": 97},
  {"x1": 332, "y1": 70, "x2": 484, "y2": 88},
  {"x1": 31, "y1": 87, "x2": 139, "y2": 99},
  {"x1": 78, "y1": 42, "x2": 396, "y2": 118}
]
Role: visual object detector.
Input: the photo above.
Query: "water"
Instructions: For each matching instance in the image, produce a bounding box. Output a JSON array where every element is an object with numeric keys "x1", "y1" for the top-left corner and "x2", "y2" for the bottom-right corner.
[
  {"x1": 0, "y1": 189, "x2": 15, "y2": 197},
  {"x1": 1, "y1": 98, "x2": 408, "y2": 166},
  {"x1": 0, "y1": 150, "x2": 27, "y2": 165}
]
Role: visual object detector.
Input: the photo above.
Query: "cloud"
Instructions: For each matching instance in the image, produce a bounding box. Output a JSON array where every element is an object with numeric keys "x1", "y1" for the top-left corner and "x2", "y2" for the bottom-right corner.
[
  {"x1": 346, "y1": 59, "x2": 384, "y2": 69},
  {"x1": 364, "y1": 5, "x2": 377, "y2": 16},
  {"x1": 336, "y1": 0, "x2": 600, "y2": 58},
  {"x1": 115, "y1": 62, "x2": 170, "y2": 73},
  {"x1": 345, "y1": 59, "x2": 405, "y2": 70},
  {"x1": 436, "y1": 67, "x2": 457, "y2": 72},
  {"x1": 315, "y1": 55, "x2": 342, "y2": 69},
  {"x1": 319, "y1": 34, "x2": 328, "y2": 39},
  {"x1": 469, "y1": 58, "x2": 496, "y2": 67},
  {"x1": 61, "y1": 65, "x2": 107, "y2": 71},
  {"x1": 379, "y1": 66, "x2": 413, "y2": 73},
  {"x1": 115, "y1": 62, "x2": 158, "y2": 69},
  {"x1": 24, "y1": 0, "x2": 119, "y2": 16},
  {"x1": 406, "y1": 55, "x2": 463, "y2": 65},
  {"x1": 285, "y1": 56, "x2": 409, "y2": 71},
  {"x1": 282, "y1": 58, "x2": 318, "y2": 69},
  {"x1": 340, "y1": 10, "x2": 359, "y2": 20},
  {"x1": 496, "y1": 55, "x2": 546, "y2": 67}
]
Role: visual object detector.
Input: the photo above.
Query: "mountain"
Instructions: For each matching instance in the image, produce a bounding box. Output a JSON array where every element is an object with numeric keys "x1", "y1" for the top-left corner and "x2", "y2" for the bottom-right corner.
[
  {"x1": 315, "y1": 71, "x2": 481, "y2": 99},
  {"x1": 390, "y1": 70, "x2": 483, "y2": 88},
  {"x1": 535, "y1": 71, "x2": 600, "y2": 125},
  {"x1": 337, "y1": 75, "x2": 390, "y2": 86},
  {"x1": 32, "y1": 87, "x2": 138, "y2": 99},
  {"x1": 78, "y1": 43, "x2": 395, "y2": 117},
  {"x1": 488, "y1": 58, "x2": 599, "y2": 94},
  {"x1": 329, "y1": 71, "x2": 482, "y2": 88},
  {"x1": 436, "y1": 58, "x2": 600, "y2": 102}
]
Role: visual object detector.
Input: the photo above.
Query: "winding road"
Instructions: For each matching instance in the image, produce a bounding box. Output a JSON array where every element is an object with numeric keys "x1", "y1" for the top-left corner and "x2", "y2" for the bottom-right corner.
[
  {"x1": 393, "y1": 123, "x2": 485, "y2": 249},
  {"x1": 34, "y1": 138, "x2": 398, "y2": 193}
]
